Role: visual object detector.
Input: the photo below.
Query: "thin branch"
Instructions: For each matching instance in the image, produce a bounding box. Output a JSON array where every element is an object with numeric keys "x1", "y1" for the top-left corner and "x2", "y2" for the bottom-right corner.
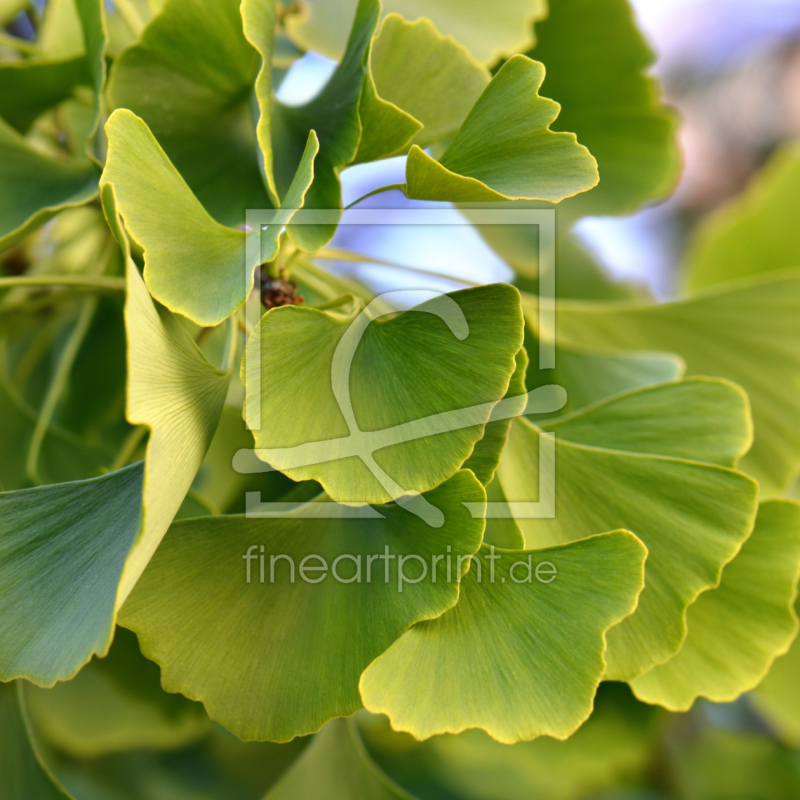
[
  {"x1": 0, "y1": 275, "x2": 126, "y2": 292},
  {"x1": 343, "y1": 183, "x2": 407, "y2": 210}
]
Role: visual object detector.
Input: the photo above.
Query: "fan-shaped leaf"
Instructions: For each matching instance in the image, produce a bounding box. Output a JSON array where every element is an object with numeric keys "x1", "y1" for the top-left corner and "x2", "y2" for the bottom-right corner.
[
  {"x1": 685, "y1": 142, "x2": 800, "y2": 291},
  {"x1": 119, "y1": 471, "x2": 485, "y2": 742},
  {"x1": 405, "y1": 56, "x2": 598, "y2": 203},
  {"x1": 285, "y1": 0, "x2": 546, "y2": 65},
  {"x1": 367, "y1": 14, "x2": 489, "y2": 149},
  {"x1": 266, "y1": 718, "x2": 415, "y2": 799},
  {"x1": 538, "y1": 271, "x2": 800, "y2": 494},
  {"x1": 359, "y1": 533, "x2": 646, "y2": 743},
  {"x1": 107, "y1": 0, "x2": 269, "y2": 227},
  {"x1": 497, "y1": 380, "x2": 759, "y2": 680},
  {"x1": 101, "y1": 109, "x2": 317, "y2": 326},
  {"x1": 631, "y1": 500, "x2": 800, "y2": 709},
  {"x1": 244, "y1": 284, "x2": 524, "y2": 505}
]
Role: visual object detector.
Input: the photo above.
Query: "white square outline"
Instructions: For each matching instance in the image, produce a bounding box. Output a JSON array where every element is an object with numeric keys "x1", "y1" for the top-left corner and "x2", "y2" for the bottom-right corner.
[{"x1": 241, "y1": 207, "x2": 556, "y2": 520}]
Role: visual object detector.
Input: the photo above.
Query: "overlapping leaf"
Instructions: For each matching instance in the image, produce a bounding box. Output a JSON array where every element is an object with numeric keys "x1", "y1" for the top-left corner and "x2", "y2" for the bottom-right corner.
[
  {"x1": 0, "y1": 681, "x2": 72, "y2": 800},
  {"x1": 25, "y1": 627, "x2": 209, "y2": 757},
  {"x1": 536, "y1": 271, "x2": 800, "y2": 494},
  {"x1": 244, "y1": 284, "x2": 524, "y2": 505},
  {"x1": 100, "y1": 109, "x2": 316, "y2": 326},
  {"x1": 497, "y1": 380, "x2": 758, "y2": 680},
  {"x1": 405, "y1": 56, "x2": 598, "y2": 203},
  {"x1": 685, "y1": 142, "x2": 800, "y2": 291},
  {"x1": 359, "y1": 533, "x2": 646, "y2": 743},
  {"x1": 0, "y1": 0, "x2": 108, "y2": 250},
  {"x1": 529, "y1": 0, "x2": 681, "y2": 216},
  {"x1": 366, "y1": 14, "x2": 489, "y2": 150},
  {"x1": 284, "y1": 0, "x2": 547, "y2": 65},
  {"x1": 631, "y1": 500, "x2": 800, "y2": 709},
  {"x1": 120, "y1": 471, "x2": 485, "y2": 742},
  {"x1": 266, "y1": 718, "x2": 415, "y2": 799},
  {"x1": 107, "y1": 0, "x2": 269, "y2": 227}
]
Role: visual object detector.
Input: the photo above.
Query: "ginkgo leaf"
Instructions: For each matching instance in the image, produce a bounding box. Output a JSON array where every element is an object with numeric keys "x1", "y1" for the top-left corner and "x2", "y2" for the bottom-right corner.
[
  {"x1": 405, "y1": 56, "x2": 599, "y2": 203},
  {"x1": 357, "y1": 682, "x2": 662, "y2": 800},
  {"x1": 524, "y1": 341, "x2": 684, "y2": 416},
  {"x1": 685, "y1": 142, "x2": 800, "y2": 291},
  {"x1": 359, "y1": 533, "x2": 647, "y2": 743},
  {"x1": 631, "y1": 500, "x2": 800, "y2": 710},
  {"x1": 0, "y1": 463, "x2": 143, "y2": 685},
  {"x1": 119, "y1": 471, "x2": 485, "y2": 742},
  {"x1": 541, "y1": 378, "x2": 752, "y2": 468},
  {"x1": 536, "y1": 270, "x2": 800, "y2": 495},
  {"x1": 0, "y1": 681, "x2": 73, "y2": 799},
  {"x1": 266, "y1": 718, "x2": 415, "y2": 799},
  {"x1": 268, "y1": 0, "x2": 386, "y2": 251},
  {"x1": 497, "y1": 381, "x2": 759, "y2": 680},
  {"x1": 753, "y1": 600, "x2": 800, "y2": 746},
  {"x1": 244, "y1": 284, "x2": 524, "y2": 505},
  {"x1": 285, "y1": 0, "x2": 547, "y2": 65},
  {"x1": 367, "y1": 14, "x2": 490, "y2": 149},
  {"x1": 463, "y1": 346, "x2": 528, "y2": 486},
  {"x1": 107, "y1": 0, "x2": 270, "y2": 226},
  {"x1": 101, "y1": 109, "x2": 317, "y2": 326},
  {"x1": 0, "y1": 0, "x2": 107, "y2": 249},
  {"x1": 528, "y1": 0, "x2": 681, "y2": 217},
  {"x1": 25, "y1": 627, "x2": 209, "y2": 758},
  {"x1": 0, "y1": 118, "x2": 98, "y2": 251}
]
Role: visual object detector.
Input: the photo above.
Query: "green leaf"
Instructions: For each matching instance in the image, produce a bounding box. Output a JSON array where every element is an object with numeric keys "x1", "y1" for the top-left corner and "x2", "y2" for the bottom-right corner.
[
  {"x1": 107, "y1": 0, "x2": 270, "y2": 227},
  {"x1": 109, "y1": 199, "x2": 231, "y2": 604},
  {"x1": 463, "y1": 346, "x2": 529, "y2": 486},
  {"x1": 0, "y1": 118, "x2": 98, "y2": 251},
  {"x1": 753, "y1": 599, "x2": 800, "y2": 746},
  {"x1": 119, "y1": 471, "x2": 485, "y2": 742},
  {"x1": 25, "y1": 627, "x2": 209, "y2": 758},
  {"x1": 541, "y1": 378, "x2": 752, "y2": 468},
  {"x1": 266, "y1": 719, "x2": 415, "y2": 799},
  {"x1": 285, "y1": 0, "x2": 547, "y2": 65},
  {"x1": 100, "y1": 109, "x2": 316, "y2": 326},
  {"x1": 631, "y1": 500, "x2": 800, "y2": 710},
  {"x1": 540, "y1": 271, "x2": 800, "y2": 495},
  {"x1": 358, "y1": 683, "x2": 662, "y2": 800},
  {"x1": 528, "y1": 0, "x2": 680, "y2": 216},
  {"x1": 272, "y1": 0, "x2": 384, "y2": 251},
  {"x1": 359, "y1": 533, "x2": 646, "y2": 743},
  {"x1": 524, "y1": 341, "x2": 684, "y2": 416},
  {"x1": 0, "y1": 682, "x2": 72, "y2": 800},
  {"x1": 405, "y1": 56, "x2": 598, "y2": 203},
  {"x1": 244, "y1": 284, "x2": 524, "y2": 505},
  {"x1": 497, "y1": 381, "x2": 759, "y2": 680},
  {"x1": 0, "y1": 463, "x2": 144, "y2": 685},
  {"x1": 685, "y1": 142, "x2": 800, "y2": 291},
  {"x1": 367, "y1": 14, "x2": 489, "y2": 150}
]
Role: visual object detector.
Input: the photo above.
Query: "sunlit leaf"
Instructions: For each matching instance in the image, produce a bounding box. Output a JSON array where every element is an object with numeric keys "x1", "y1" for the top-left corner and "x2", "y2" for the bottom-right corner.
[
  {"x1": 405, "y1": 56, "x2": 598, "y2": 203},
  {"x1": 285, "y1": 0, "x2": 547, "y2": 65},
  {"x1": 107, "y1": 0, "x2": 270, "y2": 226},
  {"x1": 367, "y1": 14, "x2": 489, "y2": 149},
  {"x1": 101, "y1": 109, "x2": 316, "y2": 326},
  {"x1": 266, "y1": 718, "x2": 415, "y2": 799},
  {"x1": 528, "y1": 0, "x2": 681, "y2": 216},
  {"x1": 244, "y1": 284, "x2": 524, "y2": 505},
  {"x1": 685, "y1": 142, "x2": 800, "y2": 291},
  {"x1": 538, "y1": 271, "x2": 800, "y2": 494},
  {"x1": 631, "y1": 500, "x2": 800, "y2": 710},
  {"x1": 360, "y1": 533, "x2": 646, "y2": 743},
  {"x1": 120, "y1": 471, "x2": 485, "y2": 742},
  {"x1": 497, "y1": 380, "x2": 759, "y2": 680}
]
